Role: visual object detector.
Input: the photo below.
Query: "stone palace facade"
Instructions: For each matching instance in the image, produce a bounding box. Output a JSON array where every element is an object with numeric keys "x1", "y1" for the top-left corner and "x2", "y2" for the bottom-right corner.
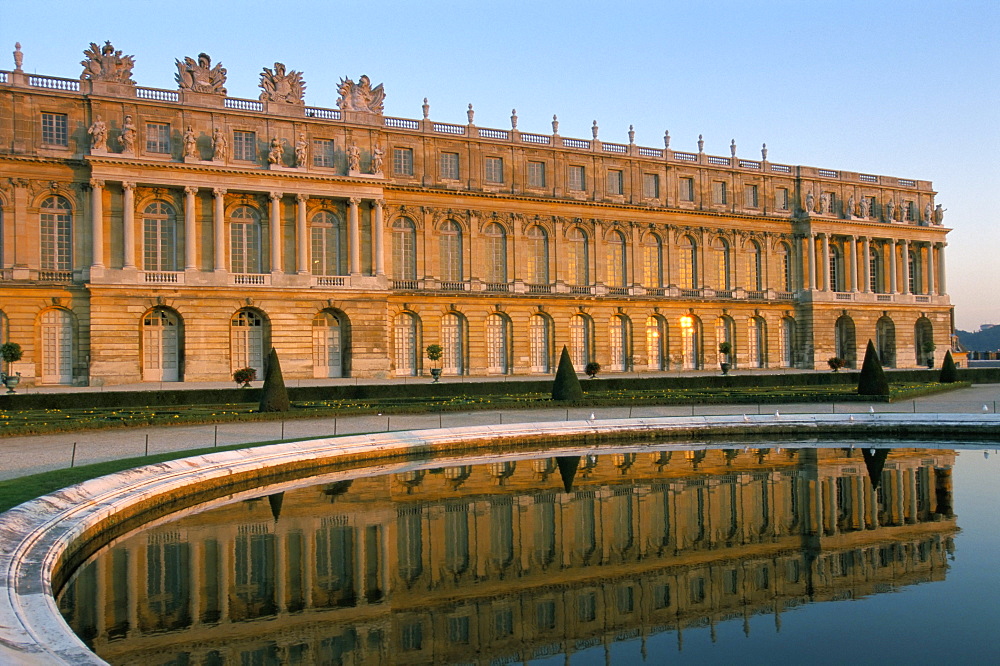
[{"x1": 0, "y1": 42, "x2": 952, "y2": 385}]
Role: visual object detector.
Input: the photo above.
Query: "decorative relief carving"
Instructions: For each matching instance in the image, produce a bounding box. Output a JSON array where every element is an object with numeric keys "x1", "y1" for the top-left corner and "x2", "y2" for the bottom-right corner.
[
  {"x1": 80, "y1": 41, "x2": 135, "y2": 84},
  {"x1": 259, "y1": 63, "x2": 305, "y2": 105},
  {"x1": 175, "y1": 53, "x2": 227, "y2": 94},
  {"x1": 337, "y1": 75, "x2": 384, "y2": 114}
]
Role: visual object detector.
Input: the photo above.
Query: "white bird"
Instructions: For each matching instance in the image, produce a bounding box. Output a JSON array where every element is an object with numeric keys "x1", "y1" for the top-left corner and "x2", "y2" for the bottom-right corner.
[
  {"x1": 589, "y1": 412, "x2": 595, "y2": 420},
  {"x1": 849, "y1": 415, "x2": 854, "y2": 422},
  {"x1": 984, "y1": 405, "x2": 990, "y2": 413},
  {"x1": 743, "y1": 414, "x2": 749, "y2": 422},
  {"x1": 870, "y1": 448, "x2": 876, "y2": 455},
  {"x1": 869, "y1": 406, "x2": 875, "y2": 414},
  {"x1": 850, "y1": 443, "x2": 855, "y2": 449},
  {"x1": 775, "y1": 410, "x2": 780, "y2": 418}
]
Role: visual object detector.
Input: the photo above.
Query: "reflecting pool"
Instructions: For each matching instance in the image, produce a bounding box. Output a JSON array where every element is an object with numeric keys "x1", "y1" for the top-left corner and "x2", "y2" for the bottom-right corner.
[{"x1": 58, "y1": 441, "x2": 1000, "y2": 664}]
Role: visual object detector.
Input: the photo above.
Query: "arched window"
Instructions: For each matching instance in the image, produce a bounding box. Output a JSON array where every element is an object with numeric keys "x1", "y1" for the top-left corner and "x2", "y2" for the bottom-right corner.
[
  {"x1": 439, "y1": 220, "x2": 463, "y2": 282},
  {"x1": 486, "y1": 313, "x2": 510, "y2": 373},
  {"x1": 835, "y1": 315, "x2": 856, "y2": 368},
  {"x1": 142, "y1": 202, "x2": 177, "y2": 271},
  {"x1": 869, "y1": 247, "x2": 883, "y2": 293},
  {"x1": 393, "y1": 312, "x2": 419, "y2": 376},
  {"x1": 40, "y1": 195, "x2": 72, "y2": 271},
  {"x1": 715, "y1": 316, "x2": 734, "y2": 364},
  {"x1": 230, "y1": 206, "x2": 261, "y2": 274},
  {"x1": 441, "y1": 312, "x2": 465, "y2": 374},
  {"x1": 230, "y1": 309, "x2": 266, "y2": 376},
  {"x1": 567, "y1": 227, "x2": 589, "y2": 286},
  {"x1": 40, "y1": 308, "x2": 73, "y2": 384},
  {"x1": 914, "y1": 317, "x2": 934, "y2": 366},
  {"x1": 829, "y1": 245, "x2": 843, "y2": 292},
  {"x1": 746, "y1": 240, "x2": 762, "y2": 291},
  {"x1": 392, "y1": 217, "x2": 417, "y2": 280},
  {"x1": 609, "y1": 315, "x2": 630, "y2": 372},
  {"x1": 780, "y1": 317, "x2": 796, "y2": 367},
  {"x1": 712, "y1": 237, "x2": 730, "y2": 290},
  {"x1": 529, "y1": 314, "x2": 552, "y2": 373},
  {"x1": 606, "y1": 230, "x2": 626, "y2": 288},
  {"x1": 569, "y1": 314, "x2": 592, "y2": 368},
  {"x1": 678, "y1": 235, "x2": 697, "y2": 289},
  {"x1": 646, "y1": 315, "x2": 667, "y2": 371},
  {"x1": 313, "y1": 310, "x2": 344, "y2": 378},
  {"x1": 776, "y1": 242, "x2": 792, "y2": 292},
  {"x1": 311, "y1": 210, "x2": 343, "y2": 276},
  {"x1": 142, "y1": 308, "x2": 180, "y2": 381},
  {"x1": 527, "y1": 225, "x2": 549, "y2": 284},
  {"x1": 748, "y1": 316, "x2": 765, "y2": 368},
  {"x1": 876, "y1": 316, "x2": 896, "y2": 367},
  {"x1": 483, "y1": 222, "x2": 507, "y2": 284},
  {"x1": 679, "y1": 314, "x2": 701, "y2": 369},
  {"x1": 643, "y1": 233, "x2": 663, "y2": 288}
]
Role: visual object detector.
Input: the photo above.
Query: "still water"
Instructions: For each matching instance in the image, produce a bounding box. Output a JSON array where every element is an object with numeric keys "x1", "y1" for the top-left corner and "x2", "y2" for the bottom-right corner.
[{"x1": 58, "y1": 441, "x2": 1000, "y2": 665}]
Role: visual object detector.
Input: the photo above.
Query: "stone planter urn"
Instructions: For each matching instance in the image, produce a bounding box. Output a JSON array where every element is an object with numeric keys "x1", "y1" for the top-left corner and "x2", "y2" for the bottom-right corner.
[{"x1": 1, "y1": 372, "x2": 20, "y2": 394}]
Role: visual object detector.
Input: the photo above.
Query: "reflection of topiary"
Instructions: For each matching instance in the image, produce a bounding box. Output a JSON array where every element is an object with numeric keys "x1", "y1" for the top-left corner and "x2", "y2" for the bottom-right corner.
[
  {"x1": 552, "y1": 346, "x2": 584, "y2": 400},
  {"x1": 233, "y1": 367, "x2": 256, "y2": 386},
  {"x1": 939, "y1": 349, "x2": 958, "y2": 383},
  {"x1": 259, "y1": 348, "x2": 290, "y2": 412},
  {"x1": 584, "y1": 361, "x2": 601, "y2": 378},
  {"x1": 857, "y1": 339, "x2": 889, "y2": 395}
]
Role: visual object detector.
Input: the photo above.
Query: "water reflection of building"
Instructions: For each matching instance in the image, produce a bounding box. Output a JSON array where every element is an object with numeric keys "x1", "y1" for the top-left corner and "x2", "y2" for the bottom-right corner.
[{"x1": 59, "y1": 447, "x2": 956, "y2": 664}]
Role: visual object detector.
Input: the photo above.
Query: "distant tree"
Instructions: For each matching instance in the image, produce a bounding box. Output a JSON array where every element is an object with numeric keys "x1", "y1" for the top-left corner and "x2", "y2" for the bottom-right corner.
[
  {"x1": 857, "y1": 339, "x2": 889, "y2": 396},
  {"x1": 552, "y1": 346, "x2": 584, "y2": 401},
  {"x1": 259, "y1": 348, "x2": 290, "y2": 412},
  {"x1": 939, "y1": 349, "x2": 959, "y2": 383}
]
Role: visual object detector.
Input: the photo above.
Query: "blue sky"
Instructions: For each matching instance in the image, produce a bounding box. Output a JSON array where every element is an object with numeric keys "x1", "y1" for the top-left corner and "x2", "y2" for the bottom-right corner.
[{"x1": 3, "y1": 0, "x2": 997, "y2": 330}]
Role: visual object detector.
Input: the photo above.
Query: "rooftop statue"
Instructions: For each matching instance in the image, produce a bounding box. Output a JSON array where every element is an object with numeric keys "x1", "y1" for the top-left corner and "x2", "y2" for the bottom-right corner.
[
  {"x1": 259, "y1": 62, "x2": 305, "y2": 105},
  {"x1": 80, "y1": 41, "x2": 135, "y2": 84},
  {"x1": 336, "y1": 75, "x2": 384, "y2": 114},
  {"x1": 175, "y1": 53, "x2": 227, "y2": 95}
]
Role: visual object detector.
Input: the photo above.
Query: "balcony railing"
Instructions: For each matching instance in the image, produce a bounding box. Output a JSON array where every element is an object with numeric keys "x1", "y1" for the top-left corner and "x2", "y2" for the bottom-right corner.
[
  {"x1": 231, "y1": 273, "x2": 270, "y2": 286},
  {"x1": 142, "y1": 271, "x2": 183, "y2": 284},
  {"x1": 313, "y1": 276, "x2": 345, "y2": 287}
]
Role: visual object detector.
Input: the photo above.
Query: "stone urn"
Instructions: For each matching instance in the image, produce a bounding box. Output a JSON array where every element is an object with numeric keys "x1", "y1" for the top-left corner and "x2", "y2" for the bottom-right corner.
[
  {"x1": 430, "y1": 368, "x2": 442, "y2": 383},
  {"x1": 1, "y1": 371, "x2": 20, "y2": 394}
]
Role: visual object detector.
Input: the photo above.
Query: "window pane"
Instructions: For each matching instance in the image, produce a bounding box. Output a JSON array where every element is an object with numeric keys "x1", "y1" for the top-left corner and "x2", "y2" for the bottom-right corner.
[
  {"x1": 41, "y1": 113, "x2": 68, "y2": 146},
  {"x1": 233, "y1": 131, "x2": 256, "y2": 161},
  {"x1": 569, "y1": 165, "x2": 585, "y2": 191},
  {"x1": 440, "y1": 152, "x2": 459, "y2": 180},
  {"x1": 528, "y1": 161, "x2": 545, "y2": 188},
  {"x1": 312, "y1": 139, "x2": 335, "y2": 167},
  {"x1": 607, "y1": 170, "x2": 623, "y2": 195},
  {"x1": 485, "y1": 157, "x2": 503, "y2": 183},
  {"x1": 145, "y1": 123, "x2": 170, "y2": 153},
  {"x1": 393, "y1": 148, "x2": 414, "y2": 176},
  {"x1": 643, "y1": 173, "x2": 659, "y2": 198}
]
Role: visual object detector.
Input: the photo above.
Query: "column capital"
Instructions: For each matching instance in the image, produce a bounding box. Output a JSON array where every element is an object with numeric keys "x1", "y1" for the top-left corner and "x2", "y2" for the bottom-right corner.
[
  {"x1": 184, "y1": 185, "x2": 199, "y2": 195},
  {"x1": 269, "y1": 191, "x2": 283, "y2": 201},
  {"x1": 373, "y1": 198, "x2": 385, "y2": 208},
  {"x1": 213, "y1": 187, "x2": 227, "y2": 197},
  {"x1": 121, "y1": 181, "x2": 135, "y2": 191},
  {"x1": 296, "y1": 193, "x2": 309, "y2": 203},
  {"x1": 89, "y1": 178, "x2": 105, "y2": 188},
  {"x1": 349, "y1": 196, "x2": 362, "y2": 206}
]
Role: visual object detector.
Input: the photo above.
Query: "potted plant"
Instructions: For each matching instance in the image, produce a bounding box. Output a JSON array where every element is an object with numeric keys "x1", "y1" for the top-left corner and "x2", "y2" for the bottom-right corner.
[
  {"x1": 0, "y1": 342, "x2": 23, "y2": 393},
  {"x1": 233, "y1": 366, "x2": 257, "y2": 388},
  {"x1": 426, "y1": 344, "x2": 443, "y2": 382},
  {"x1": 584, "y1": 361, "x2": 601, "y2": 379},
  {"x1": 718, "y1": 341, "x2": 732, "y2": 376},
  {"x1": 921, "y1": 340, "x2": 936, "y2": 368},
  {"x1": 827, "y1": 357, "x2": 845, "y2": 372}
]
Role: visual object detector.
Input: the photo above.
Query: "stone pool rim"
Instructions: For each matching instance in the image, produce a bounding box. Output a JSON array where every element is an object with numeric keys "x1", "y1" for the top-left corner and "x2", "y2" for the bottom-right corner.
[{"x1": 2, "y1": 413, "x2": 999, "y2": 665}]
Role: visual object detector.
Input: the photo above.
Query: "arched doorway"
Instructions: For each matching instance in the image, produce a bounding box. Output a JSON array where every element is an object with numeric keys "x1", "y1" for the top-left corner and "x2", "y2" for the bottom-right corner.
[
  {"x1": 230, "y1": 309, "x2": 267, "y2": 378},
  {"x1": 142, "y1": 308, "x2": 181, "y2": 381},
  {"x1": 313, "y1": 310, "x2": 348, "y2": 378},
  {"x1": 441, "y1": 312, "x2": 466, "y2": 375},
  {"x1": 914, "y1": 317, "x2": 934, "y2": 366},
  {"x1": 393, "y1": 312, "x2": 419, "y2": 376},
  {"x1": 748, "y1": 316, "x2": 766, "y2": 368},
  {"x1": 609, "y1": 314, "x2": 631, "y2": 372},
  {"x1": 780, "y1": 317, "x2": 796, "y2": 368},
  {"x1": 646, "y1": 315, "x2": 667, "y2": 371},
  {"x1": 529, "y1": 314, "x2": 553, "y2": 373},
  {"x1": 835, "y1": 315, "x2": 857, "y2": 368},
  {"x1": 876, "y1": 316, "x2": 896, "y2": 367},
  {"x1": 485, "y1": 313, "x2": 511, "y2": 374},
  {"x1": 569, "y1": 314, "x2": 593, "y2": 369},
  {"x1": 680, "y1": 314, "x2": 701, "y2": 370},
  {"x1": 40, "y1": 308, "x2": 73, "y2": 384}
]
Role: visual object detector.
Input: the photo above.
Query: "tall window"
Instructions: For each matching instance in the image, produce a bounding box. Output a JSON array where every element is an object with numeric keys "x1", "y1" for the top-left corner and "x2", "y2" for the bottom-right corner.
[
  {"x1": 232, "y1": 130, "x2": 256, "y2": 161},
  {"x1": 439, "y1": 220, "x2": 463, "y2": 282},
  {"x1": 440, "y1": 152, "x2": 459, "y2": 180},
  {"x1": 569, "y1": 315, "x2": 592, "y2": 368},
  {"x1": 145, "y1": 122, "x2": 170, "y2": 153},
  {"x1": 712, "y1": 181, "x2": 727, "y2": 205},
  {"x1": 712, "y1": 238, "x2": 730, "y2": 290},
  {"x1": 567, "y1": 227, "x2": 589, "y2": 285},
  {"x1": 40, "y1": 195, "x2": 72, "y2": 271},
  {"x1": 441, "y1": 313, "x2": 465, "y2": 374},
  {"x1": 527, "y1": 161, "x2": 546, "y2": 188},
  {"x1": 646, "y1": 316, "x2": 667, "y2": 371},
  {"x1": 392, "y1": 217, "x2": 416, "y2": 279},
  {"x1": 607, "y1": 170, "x2": 624, "y2": 195},
  {"x1": 312, "y1": 139, "x2": 335, "y2": 167},
  {"x1": 482, "y1": 222, "x2": 506, "y2": 283},
  {"x1": 485, "y1": 157, "x2": 504, "y2": 183},
  {"x1": 486, "y1": 314, "x2": 509, "y2": 373},
  {"x1": 869, "y1": 248, "x2": 883, "y2": 293},
  {"x1": 311, "y1": 210, "x2": 343, "y2": 275},
  {"x1": 230, "y1": 206, "x2": 261, "y2": 273},
  {"x1": 748, "y1": 317, "x2": 765, "y2": 368},
  {"x1": 393, "y1": 147, "x2": 414, "y2": 176},
  {"x1": 908, "y1": 250, "x2": 919, "y2": 294},
  {"x1": 394, "y1": 312, "x2": 419, "y2": 376},
  {"x1": 569, "y1": 165, "x2": 586, "y2": 191},
  {"x1": 529, "y1": 314, "x2": 551, "y2": 372},
  {"x1": 744, "y1": 184, "x2": 759, "y2": 208},
  {"x1": 41, "y1": 308, "x2": 73, "y2": 384},
  {"x1": 780, "y1": 317, "x2": 796, "y2": 367},
  {"x1": 745, "y1": 240, "x2": 762, "y2": 290},
  {"x1": 606, "y1": 231, "x2": 626, "y2": 287},
  {"x1": 680, "y1": 314, "x2": 700, "y2": 369},
  {"x1": 41, "y1": 112, "x2": 68, "y2": 146},
  {"x1": 643, "y1": 233, "x2": 663, "y2": 288},
  {"x1": 142, "y1": 202, "x2": 177, "y2": 271},
  {"x1": 643, "y1": 173, "x2": 660, "y2": 198},
  {"x1": 678, "y1": 235, "x2": 697, "y2": 289},
  {"x1": 312, "y1": 311, "x2": 343, "y2": 378},
  {"x1": 829, "y1": 246, "x2": 843, "y2": 292},
  {"x1": 776, "y1": 242, "x2": 792, "y2": 291},
  {"x1": 776, "y1": 187, "x2": 789, "y2": 210},
  {"x1": 527, "y1": 226, "x2": 549, "y2": 284},
  {"x1": 610, "y1": 315, "x2": 629, "y2": 371},
  {"x1": 680, "y1": 177, "x2": 695, "y2": 202},
  {"x1": 230, "y1": 309, "x2": 265, "y2": 375}
]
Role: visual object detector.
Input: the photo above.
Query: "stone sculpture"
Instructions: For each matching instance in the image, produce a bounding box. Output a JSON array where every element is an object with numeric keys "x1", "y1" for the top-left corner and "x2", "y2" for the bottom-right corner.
[
  {"x1": 13, "y1": 42, "x2": 23, "y2": 71},
  {"x1": 885, "y1": 199, "x2": 895, "y2": 221},
  {"x1": 859, "y1": 196, "x2": 870, "y2": 218},
  {"x1": 933, "y1": 204, "x2": 945, "y2": 225},
  {"x1": 211, "y1": 127, "x2": 227, "y2": 161},
  {"x1": 175, "y1": 53, "x2": 227, "y2": 94},
  {"x1": 847, "y1": 195, "x2": 855, "y2": 218},
  {"x1": 924, "y1": 202, "x2": 932, "y2": 224},
  {"x1": 336, "y1": 75, "x2": 384, "y2": 114},
  {"x1": 820, "y1": 193, "x2": 831, "y2": 215},
  {"x1": 88, "y1": 116, "x2": 107, "y2": 152},
  {"x1": 268, "y1": 137, "x2": 283, "y2": 165},
  {"x1": 805, "y1": 191, "x2": 815, "y2": 214},
  {"x1": 259, "y1": 63, "x2": 305, "y2": 105},
  {"x1": 80, "y1": 41, "x2": 135, "y2": 84},
  {"x1": 119, "y1": 115, "x2": 136, "y2": 153},
  {"x1": 347, "y1": 144, "x2": 360, "y2": 172},
  {"x1": 371, "y1": 143, "x2": 384, "y2": 174},
  {"x1": 183, "y1": 126, "x2": 197, "y2": 159},
  {"x1": 294, "y1": 134, "x2": 307, "y2": 168},
  {"x1": 761, "y1": 143, "x2": 767, "y2": 160}
]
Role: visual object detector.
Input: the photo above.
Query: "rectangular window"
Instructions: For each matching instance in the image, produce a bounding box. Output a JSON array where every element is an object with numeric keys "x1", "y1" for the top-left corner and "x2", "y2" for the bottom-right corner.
[
  {"x1": 485, "y1": 156, "x2": 504, "y2": 183},
  {"x1": 41, "y1": 112, "x2": 68, "y2": 146},
  {"x1": 568, "y1": 165, "x2": 586, "y2": 191},
  {"x1": 745, "y1": 184, "x2": 759, "y2": 208},
  {"x1": 607, "y1": 169, "x2": 624, "y2": 195},
  {"x1": 536, "y1": 600, "x2": 556, "y2": 630},
  {"x1": 712, "y1": 181, "x2": 727, "y2": 205},
  {"x1": 867, "y1": 196, "x2": 877, "y2": 217},
  {"x1": 643, "y1": 173, "x2": 660, "y2": 198},
  {"x1": 527, "y1": 161, "x2": 546, "y2": 188},
  {"x1": 904, "y1": 201, "x2": 915, "y2": 221},
  {"x1": 312, "y1": 139, "x2": 335, "y2": 167},
  {"x1": 680, "y1": 177, "x2": 695, "y2": 202},
  {"x1": 232, "y1": 130, "x2": 257, "y2": 161},
  {"x1": 145, "y1": 122, "x2": 170, "y2": 154},
  {"x1": 440, "y1": 152, "x2": 459, "y2": 180},
  {"x1": 777, "y1": 187, "x2": 790, "y2": 210},
  {"x1": 393, "y1": 147, "x2": 414, "y2": 176}
]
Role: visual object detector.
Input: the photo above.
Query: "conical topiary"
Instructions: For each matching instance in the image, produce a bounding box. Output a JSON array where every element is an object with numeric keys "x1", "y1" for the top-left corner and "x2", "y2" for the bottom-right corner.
[
  {"x1": 259, "y1": 348, "x2": 290, "y2": 412},
  {"x1": 857, "y1": 339, "x2": 889, "y2": 396},
  {"x1": 939, "y1": 349, "x2": 958, "y2": 383},
  {"x1": 552, "y1": 346, "x2": 584, "y2": 401}
]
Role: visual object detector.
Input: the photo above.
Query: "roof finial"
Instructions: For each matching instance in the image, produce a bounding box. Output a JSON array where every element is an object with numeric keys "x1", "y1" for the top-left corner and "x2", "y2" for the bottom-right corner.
[
  {"x1": 592, "y1": 120, "x2": 599, "y2": 140},
  {"x1": 421, "y1": 97, "x2": 429, "y2": 119},
  {"x1": 13, "y1": 42, "x2": 23, "y2": 72},
  {"x1": 467, "y1": 103, "x2": 474, "y2": 124},
  {"x1": 628, "y1": 124, "x2": 635, "y2": 144},
  {"x1": 663, "y1": 130, "x2": 671, "y2": 150},
  {"x1": 510, "y1": 108, "x2": 517, "y2": 129}
]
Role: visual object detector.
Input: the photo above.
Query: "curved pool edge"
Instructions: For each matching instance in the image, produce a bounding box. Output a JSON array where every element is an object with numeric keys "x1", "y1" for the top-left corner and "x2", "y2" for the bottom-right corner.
[{"x1": 2, "y1": 413, "x2": 998, "y2": 665}]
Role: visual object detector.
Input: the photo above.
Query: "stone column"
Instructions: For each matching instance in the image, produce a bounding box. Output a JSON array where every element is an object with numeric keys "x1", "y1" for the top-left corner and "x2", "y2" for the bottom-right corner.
[
  {"x1": 937, "y1": 243, "x2": 947, "y2": 294},
  {"x1": 373, "y1": 199, "x2": 385, "y2": 276},
  {"x1": 270, "y1": 192, "x2": 283, "y2": 273},
  {"x1": 90, "y1": 179, "x2": 105, "y2": 268},
  {"x1": 861, "y1": 237, "x2": 871, "y2": 292},
  {"x1": 889, "y1": 240, "x2": 898, "y2": 293},
  {"x1": 296, "y1": 194, "x2": 309, "y2": 274},
  {"x1": 848, "y1": 235, "x2": 857, "y2": 292},
  {"x1": 820, "y1": 233, "x2": 830, "y2": 291},
  {"x1": 348, "y1": 197, "x2": 361, "y2": 275},
  {"x1": 213, "y1": 188, "x2": 226, "y2": 272},
  {"x1": 900, "y1": 239, "x2": 910, "y2": 294},
  {"x1": 184, "y1": 186, "x2": 198, "y2": 270},
  {"x1": 122, "y1": 181, "x2": 136, "y2": 269},
  {"x1": 926, "y1": 242, "x2": 935, "y2": 295},
  {"x1": 804, "y1": 234, "x2": 814, "y2": 290}
]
